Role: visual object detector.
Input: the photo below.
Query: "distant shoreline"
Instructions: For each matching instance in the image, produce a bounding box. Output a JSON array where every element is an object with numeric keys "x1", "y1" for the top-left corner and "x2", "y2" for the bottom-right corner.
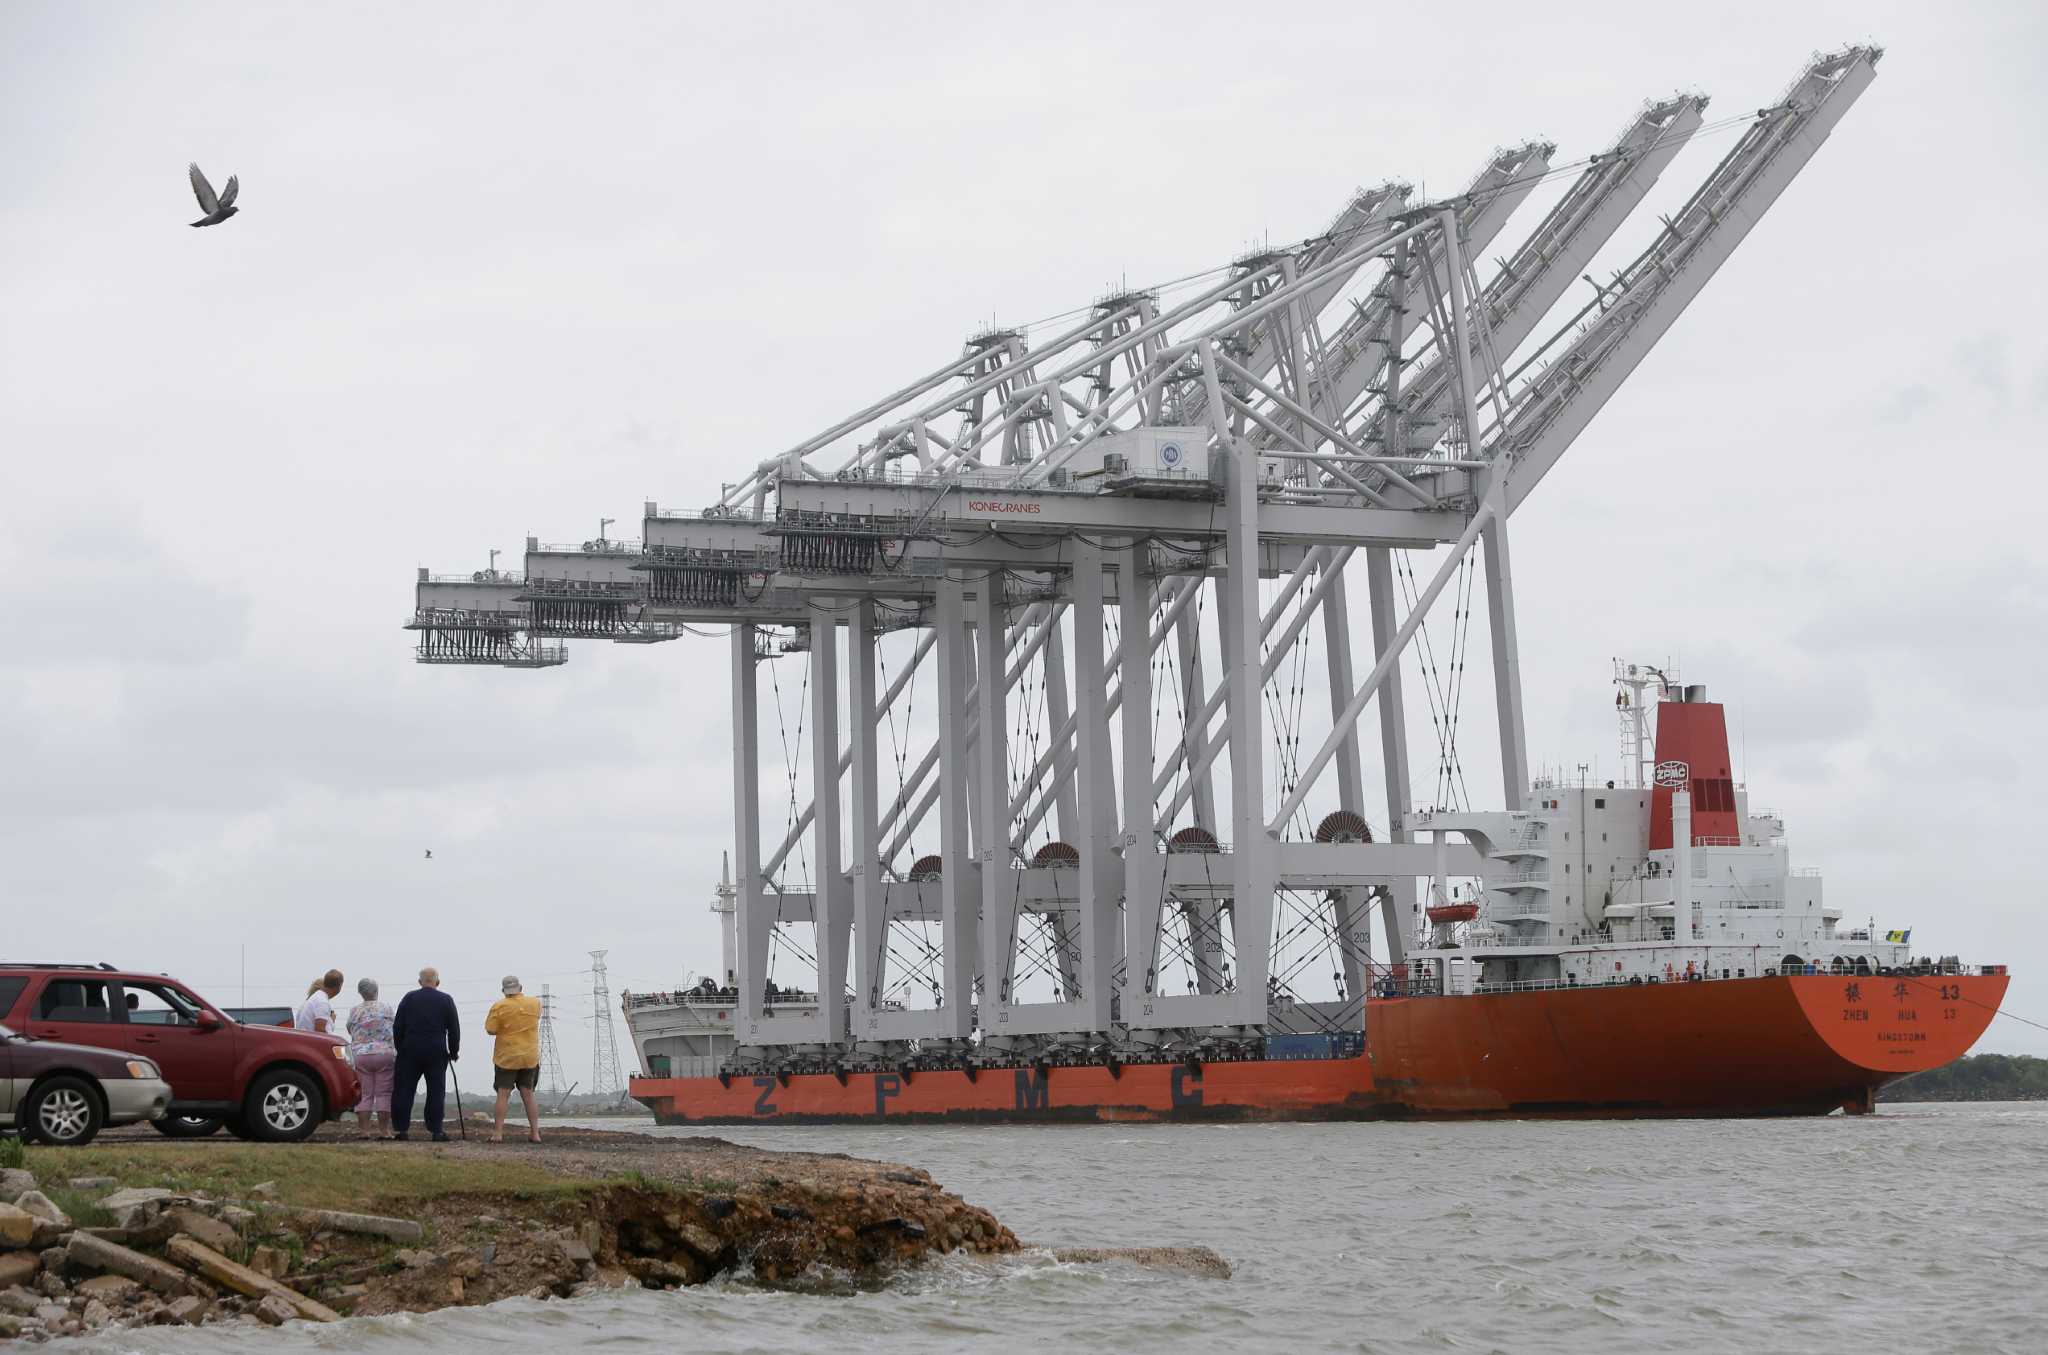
[{"x1": 1878, "y1": 1053, "x2": 2046, "y2": 1102}]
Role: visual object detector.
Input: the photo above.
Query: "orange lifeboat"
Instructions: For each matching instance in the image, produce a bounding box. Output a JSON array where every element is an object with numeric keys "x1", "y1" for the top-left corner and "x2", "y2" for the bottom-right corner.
[{"x1": 1426, "y1": 902, "x2": 1480, "y2": 925}]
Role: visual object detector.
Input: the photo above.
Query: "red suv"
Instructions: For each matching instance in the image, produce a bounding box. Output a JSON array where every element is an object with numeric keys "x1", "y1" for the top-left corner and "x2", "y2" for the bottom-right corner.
[{"x1": 0, "y1": 964, "x2": 360, "y2": 1143}]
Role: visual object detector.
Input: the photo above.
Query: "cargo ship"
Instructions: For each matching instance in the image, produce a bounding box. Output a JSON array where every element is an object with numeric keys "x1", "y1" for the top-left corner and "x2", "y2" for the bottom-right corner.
[{"x1": 624, "y1": 670, "x2": 2008, "y2": 1122}]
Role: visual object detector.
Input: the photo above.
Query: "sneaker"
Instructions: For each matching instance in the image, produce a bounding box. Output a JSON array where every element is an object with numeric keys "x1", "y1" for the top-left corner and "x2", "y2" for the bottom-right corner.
[
  {"x1": 389, "y1": 1132, "x2": 410, "y2": 1141},
  {"x1": 431, "y1": 1132, "x2": 451, "y2": 1142}
]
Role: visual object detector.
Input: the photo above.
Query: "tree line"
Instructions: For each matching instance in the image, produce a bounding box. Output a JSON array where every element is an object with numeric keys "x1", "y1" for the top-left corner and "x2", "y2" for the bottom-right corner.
[{"x1": 1880, "y1": 1053, "x2": 2048, "y2": 1102}]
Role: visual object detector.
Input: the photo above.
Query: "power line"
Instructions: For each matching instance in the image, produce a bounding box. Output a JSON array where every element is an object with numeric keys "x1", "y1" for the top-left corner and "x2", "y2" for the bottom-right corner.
[
  {"x1": 588, "y1": 949, "x2": 626, "y2": 1103},
  {"x1": 538, "y1": 983, "x2": 568, "y2": 1092}
]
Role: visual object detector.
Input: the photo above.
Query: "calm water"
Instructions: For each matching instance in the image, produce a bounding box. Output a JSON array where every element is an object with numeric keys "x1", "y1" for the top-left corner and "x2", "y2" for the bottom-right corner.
[{"x1": 70, "y1": 1103, "x2": 2048, "y2": 1354}]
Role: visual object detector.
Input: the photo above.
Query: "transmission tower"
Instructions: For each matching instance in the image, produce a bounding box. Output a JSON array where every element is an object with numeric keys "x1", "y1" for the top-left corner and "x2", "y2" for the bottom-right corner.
[
  {"x1": 537, "y1": 983, "x2": 568, "y2": 1092},
  {"x1": 589, "y1": 949, "x2": 625, "y2": 1101}
]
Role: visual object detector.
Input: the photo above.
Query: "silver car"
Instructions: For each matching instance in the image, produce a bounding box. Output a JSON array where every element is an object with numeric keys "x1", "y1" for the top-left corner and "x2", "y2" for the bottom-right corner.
[{"x1": 0, "y1": 1019, "x2": 172, "y2": 1146}]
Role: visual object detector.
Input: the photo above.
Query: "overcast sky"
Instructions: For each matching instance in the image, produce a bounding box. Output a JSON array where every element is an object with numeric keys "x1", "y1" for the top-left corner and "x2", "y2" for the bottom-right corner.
[{"x1": 5, "y1": 1, "x2": 2045, "y2": 1088}]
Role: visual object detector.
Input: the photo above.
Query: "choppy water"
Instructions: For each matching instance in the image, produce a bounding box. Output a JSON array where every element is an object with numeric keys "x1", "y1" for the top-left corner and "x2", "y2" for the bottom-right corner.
[{"x1": 66, "y1": 1102, "x2": 2048, "y2": 1354}]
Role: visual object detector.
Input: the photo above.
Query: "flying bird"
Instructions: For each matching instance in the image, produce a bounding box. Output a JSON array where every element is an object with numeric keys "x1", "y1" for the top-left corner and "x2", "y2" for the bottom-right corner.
[
  {"x1": 424, "y1": 849, "x2": 434, "y2": 860},
  {"x1": 188, "y1": 162, "x2": 239, "y2": 227}
]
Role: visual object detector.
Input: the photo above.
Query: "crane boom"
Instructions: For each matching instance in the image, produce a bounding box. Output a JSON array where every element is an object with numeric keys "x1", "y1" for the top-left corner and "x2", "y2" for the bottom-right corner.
[{"x1": 1492, "y1": 47, "x2": 1881, "y2": 511}]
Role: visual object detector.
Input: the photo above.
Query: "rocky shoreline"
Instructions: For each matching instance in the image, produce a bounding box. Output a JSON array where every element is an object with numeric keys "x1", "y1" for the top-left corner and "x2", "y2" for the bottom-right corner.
[{"x1": 0, "y1": 1124, "x2": 1024, "y2": 1341}]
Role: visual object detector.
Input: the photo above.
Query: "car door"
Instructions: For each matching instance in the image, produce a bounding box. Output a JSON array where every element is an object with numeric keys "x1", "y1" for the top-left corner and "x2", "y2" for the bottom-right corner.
[
  {"x1": 115, "y1": 981, "x2": 235, "y2": 1104},
  {"x1": 0, "y1": 1026, "x2": 16, "y2": 1119},
  {"x1": 24, "y1": 976, "x2": 127, "y2": 1056}
]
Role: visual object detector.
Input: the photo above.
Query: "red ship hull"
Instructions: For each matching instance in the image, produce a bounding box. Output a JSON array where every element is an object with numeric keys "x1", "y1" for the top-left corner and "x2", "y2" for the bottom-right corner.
[{"x1": 629, "y1": 973, "x2": 2007, "y2": 1124}]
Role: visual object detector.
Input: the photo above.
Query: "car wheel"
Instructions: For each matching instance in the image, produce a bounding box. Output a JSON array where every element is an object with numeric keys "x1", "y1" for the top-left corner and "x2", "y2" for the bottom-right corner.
[
  {"x1": 222, "y1": 1114, "x2": 255, "y2": 1140},
  {"x1": 150, "y1": 1114, "x2": 225, "y2": 1138},
  {"x1": 243, "y1": 1068, "x2": 324, "y2": 1143},
  {"x1": 23, "y1": 1076, "x2": 104, "y2": 1147}
]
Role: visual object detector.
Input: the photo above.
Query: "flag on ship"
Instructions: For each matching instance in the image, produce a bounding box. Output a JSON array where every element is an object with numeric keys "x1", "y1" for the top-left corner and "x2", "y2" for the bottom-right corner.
[{"x1": 1885, "y1": 929, "x2": 1912, "y2": 943}]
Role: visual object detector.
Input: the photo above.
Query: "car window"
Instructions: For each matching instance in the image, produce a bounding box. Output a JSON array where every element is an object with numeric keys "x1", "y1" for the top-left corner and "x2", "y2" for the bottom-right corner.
[
  {"x1": 37, "y1": 978, "x2": 117, "y2": 1023},
  {"x1": 122, "y1": 983, "x2": 203, "y2": 1026},
  {"x1": 0, "y1": 976, "x2": 26, "y2": 1018}
]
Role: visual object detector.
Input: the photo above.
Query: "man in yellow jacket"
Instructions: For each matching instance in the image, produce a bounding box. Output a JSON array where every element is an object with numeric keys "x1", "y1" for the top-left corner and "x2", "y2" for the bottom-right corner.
[{"x1": 484, "y1": 975, "x2": 544, "y2": 1143}]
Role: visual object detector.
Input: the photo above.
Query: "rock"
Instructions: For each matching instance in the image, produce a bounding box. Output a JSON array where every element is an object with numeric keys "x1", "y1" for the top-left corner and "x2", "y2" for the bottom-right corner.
[
  {"x1": 65, "y1": 1177, "x2": 116, "y2": 1193},
  {"x1": 622, "y1": 1256, "x2": 699, "y2": 1289},
  {"x1": 165, "y1": 1209, "x2": 241, "y2": 1256},
  {"x1": 36, "y1": 1270, "x2": 66, "y2": 1297},
  {"x1": 99, "y1": 1188, "x2": 175, "y2": 1230},
  {"x1": 247, "y1": 1182, "x2": 277, "y2": 1199},
  {"x1": 165, "y1": 1295, "x2": 211, "y2": 1325},
  {"x1": 65, "y1": 1232, "x2": 198, "y2": 1297},
  {"x1": 247, "y1": 1245, "x2": 290, "y2": 1280},
  {"x1": 306, "y1": 1209, "x2": 423, "y2": 1243},
  {"x1": 0, "y1": 1169, "x2": 33, "y2": 1201},
  {"x1": 674, "y1": 1222, "x2": 727, "y2": 1262},
  {"x1": 448, "y1": 1252, "x2": 483, "y2": 1280},
  {"x1": 0, "y1": 1285, "x2": 40, "y2": 1315},
  {"x1": 0, "y1": 1253, "x2": 36, "y2": 1289},
  {"x1": 703, "y1": 1196, "x2": 738, "y2": 1221},
  {"x1": 0, "y1": 1314, "x2": 20, "y2": 1339},
  {"x1": 0, "y1": 1203, "x2": 33, "y2": 1249},
  {"x1": 75, "y1": 1274, "x2": 140, "y2": 1302},
  {"x1": 769, "y1": 1203, "x2": 810, "y2": 1221},
  {"x1": 38, "y1": 1246, "x2": 66, "y2": 1274},
  {"x1": 219, "y1": 1205, "x2": 257, "y2": 1231},
  {"x1": 393, "y1": 1248, "x2": 436, "y2": 1270},
  {"x1": 81, "y1": 1297, "x2": 112, "y2": 1329},
  {"x1": 34, "y1": 1302, "x2": 69, "y2": 1326},
  {"x1": 255, "y1": 1294, "x2": 296, "y2": 1326},
  {"x1": 581, "y1": 1266, "x2": 637, "y2": 1291},
  {"x1": 15, "y1": 1192, "x2": 73, "y2": 1248},
  {"x1": 560, "y1": 1238, "x2": 593, "y2": 1266},
  {"x1": 1049, "y1": 1245, "x2": 1234, "y2": 1279},
  {"x1": 162, "y1": 1236, "x2": 338, "y2": 1322},
  {"x1": 334, "y1": 1283, "x2": 368, "y2": 1299}
]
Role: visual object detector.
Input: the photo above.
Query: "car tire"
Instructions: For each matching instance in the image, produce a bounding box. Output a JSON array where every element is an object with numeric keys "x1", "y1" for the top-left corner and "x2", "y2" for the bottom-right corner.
[
  {"x1": 23, "y1": 1075, "x2": 104, "y2": 1147},
  {"x1": 243, "y1": 1068, "x2": 324, "y2": 1143},
  {"x1": 150, "y1": 1114, "x2": 225, "y2": 1138},
  {"x1": 222, "y1": 1114, "x2": 255, "y2": 1141}
]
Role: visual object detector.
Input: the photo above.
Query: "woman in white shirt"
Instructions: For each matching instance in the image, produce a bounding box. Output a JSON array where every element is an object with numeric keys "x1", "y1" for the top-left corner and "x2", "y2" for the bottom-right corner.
[{"x1": 295, "y1": 969, "x2": 344, "y2": 1033}]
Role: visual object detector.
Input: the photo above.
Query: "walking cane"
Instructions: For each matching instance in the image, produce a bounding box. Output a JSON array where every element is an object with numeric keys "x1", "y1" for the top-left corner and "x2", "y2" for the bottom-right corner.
[{"x1": 449, "y1": 1057, "x2": 469, "y2": 1141}]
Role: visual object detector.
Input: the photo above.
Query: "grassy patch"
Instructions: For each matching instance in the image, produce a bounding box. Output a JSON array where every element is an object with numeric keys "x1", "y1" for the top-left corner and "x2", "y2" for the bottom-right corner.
[
  {"x1": 0, "y1": 1135, "x2": 24, "y2": 1170},
  {"x1": 22, "y1": 1144, "x2": 611, "y2": 1214},
  {"x1": 37, "y1": 1185, "x2": 113, "y2": 1228}
]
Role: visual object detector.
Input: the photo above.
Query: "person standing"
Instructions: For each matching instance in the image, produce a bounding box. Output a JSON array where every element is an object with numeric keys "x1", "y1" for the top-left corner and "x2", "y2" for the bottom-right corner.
[
  {"x1": 295, "y1": 970, "x2": 344, "y2": 1034},
  {"x1": 390, "y1": 967, "x2": 460, "y2": 1141},
  {"x1": 484, "y1": 975, "x2": 544, "y2": 1144},
  {"x1": 346, "y1": 977, "x2": 397, "y2": 1136}
]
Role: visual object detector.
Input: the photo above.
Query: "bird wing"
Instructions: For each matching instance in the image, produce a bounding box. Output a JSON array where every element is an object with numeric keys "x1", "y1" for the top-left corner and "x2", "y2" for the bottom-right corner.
[
  {"x1": 216, "y1": 175, "x2": 239, "y2": 210},
  {"x1": 189, "y1": 163, "x2": 218, "y2": 214}
]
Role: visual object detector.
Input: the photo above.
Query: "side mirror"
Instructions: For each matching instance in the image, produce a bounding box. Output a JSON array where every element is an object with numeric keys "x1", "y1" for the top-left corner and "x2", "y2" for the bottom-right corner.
[{"x1": 196, "y1": 1010, "x2": 223, "y2": 1031}]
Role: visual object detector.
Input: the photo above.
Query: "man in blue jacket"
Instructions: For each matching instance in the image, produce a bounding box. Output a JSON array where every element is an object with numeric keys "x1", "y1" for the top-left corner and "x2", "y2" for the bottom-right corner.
[{"x1": 390, "y1": 966, "x2": 461, "y2": 1141}]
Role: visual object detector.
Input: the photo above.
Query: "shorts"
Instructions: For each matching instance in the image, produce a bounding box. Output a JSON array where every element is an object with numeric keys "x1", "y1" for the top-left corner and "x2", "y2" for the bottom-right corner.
[
  {"x1": 494, "y1": 1064, "x2": 539, "y2": 1091},
  {"x1": 352, "y1": 1047, "x2": 396, "y2": 1113}
]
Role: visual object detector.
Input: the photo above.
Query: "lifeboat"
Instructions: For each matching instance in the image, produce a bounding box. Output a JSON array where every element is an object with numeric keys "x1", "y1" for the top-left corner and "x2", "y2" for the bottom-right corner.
[{"x1": 1426, "y1": 901, "x2": 1481, "y2": 925}]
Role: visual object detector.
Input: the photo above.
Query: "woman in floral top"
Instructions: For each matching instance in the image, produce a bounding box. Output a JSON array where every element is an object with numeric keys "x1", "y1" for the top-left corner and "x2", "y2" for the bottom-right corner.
[{"x1": 347, "y1": 977, "x2": 398, "y2": 1135}]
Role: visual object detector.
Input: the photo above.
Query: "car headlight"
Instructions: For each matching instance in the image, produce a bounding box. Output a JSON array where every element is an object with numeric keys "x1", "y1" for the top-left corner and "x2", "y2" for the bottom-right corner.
[
  {"x1": 125, "y1": 1060, "x2": 159, "y2": 1080},
  {"x1": 332, "y1": 1045, "x2": 351, "y2": 1061}
]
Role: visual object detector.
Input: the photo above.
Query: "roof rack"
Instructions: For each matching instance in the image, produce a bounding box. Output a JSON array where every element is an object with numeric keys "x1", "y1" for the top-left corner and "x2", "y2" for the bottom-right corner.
[{"x1": 0, "y1": 962, "x2": 118, "y2": 971}]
